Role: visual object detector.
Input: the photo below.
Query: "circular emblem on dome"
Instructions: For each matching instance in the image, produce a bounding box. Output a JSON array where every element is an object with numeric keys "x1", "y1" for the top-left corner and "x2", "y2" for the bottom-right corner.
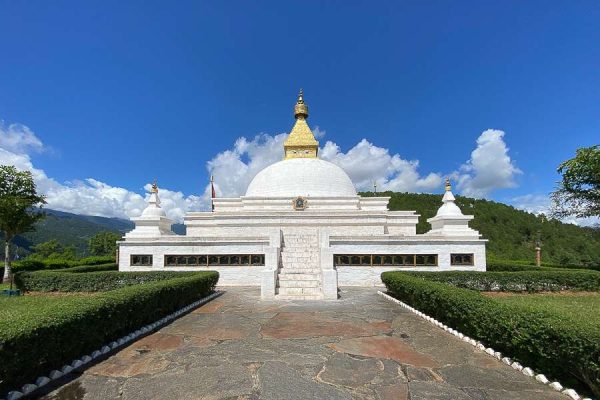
[{"x1": 292, "y1": 196, "x2": 307, "y2": 211}]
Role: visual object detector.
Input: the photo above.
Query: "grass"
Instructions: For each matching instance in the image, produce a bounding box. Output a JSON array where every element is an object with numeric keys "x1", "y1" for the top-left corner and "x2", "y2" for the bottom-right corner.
[{"x1": 487, "y1": 292, "x2": 600, "y2": 329}]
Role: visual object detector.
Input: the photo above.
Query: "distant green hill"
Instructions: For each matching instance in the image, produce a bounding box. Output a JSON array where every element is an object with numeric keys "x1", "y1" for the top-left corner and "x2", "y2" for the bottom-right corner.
[
  {"x1": 9, "y1": 195, "x2": 600, "y2": 265},
  {"x1": 362, "y1": 191, "x2": 600, "y2": 266},
  {"x1": 11, "y1": 209, "x2": 185, "y2": 257}
]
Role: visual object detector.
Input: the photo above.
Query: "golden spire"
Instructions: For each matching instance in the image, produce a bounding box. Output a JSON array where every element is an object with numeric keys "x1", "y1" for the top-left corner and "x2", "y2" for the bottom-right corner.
[
  {"x1": 284, "y1": 89, "x2": 319, "y2": 159},
  {"x1": 151, "y1": 179, "x2": 158, "y2": 193},
  {"x1": 445, "y1": 177, "x2": 452, "y2": 192}
]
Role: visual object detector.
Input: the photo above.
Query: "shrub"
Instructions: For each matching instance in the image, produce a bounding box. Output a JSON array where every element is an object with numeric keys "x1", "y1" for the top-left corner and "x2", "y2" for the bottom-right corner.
[
  {"x1": 486, "y1": 263, "x2": 544, "y2": 272},
  {"x1": 60, "y1": 263, "x2": 118, "y2": 273},
  {"x1": 406, "y1": 270, "x2": 600, "y2": 292},
  {"x1": 76, "y1": 255, "x2": 116, "y2": 266},
  {"x1": 12, "y1": 255, "x2": 116, "y2": 273},
  {"x1": 487, "y1": 259, "x2": 600, "y2": 272},
  {"x1": 382, "y1": 271, "x2": 600, "y2": 397},
  {"x1": 0, "y1": 271, "x2": 219, "y2": 395},
  {"x1": 14, "y1": 270, "x2": 198, "y2": 292}
]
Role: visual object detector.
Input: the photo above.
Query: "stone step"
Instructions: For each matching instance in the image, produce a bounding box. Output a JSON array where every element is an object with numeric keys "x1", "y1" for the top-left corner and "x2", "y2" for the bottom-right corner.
[
  {"x1": 281, "y1": 249, "x2": 317, "y2": 254},
  {"x1": 278, "y1": 270, "x2": 320, "y2": 276},
  {"x1": 276, "y1": 287, "x2": 322, "y2": 296},
  {"x1": 278, "y1": 275, "x2": 320, "y2": 282},
  {"x1": 275, "y1": 294, "x2": 324, "y2": 301},
  {"x1": 281, "y1": 264, "x2": 319, "y2": 269},
  {"x1": 277, "y1": 280, "x2": 320, "y2": 288},
  {"x1": 281, "y1": 262, "x2": 319, "y2": 269},
  {"x1": 281, "y1": 254, "x2": 317, "y2": 261}
]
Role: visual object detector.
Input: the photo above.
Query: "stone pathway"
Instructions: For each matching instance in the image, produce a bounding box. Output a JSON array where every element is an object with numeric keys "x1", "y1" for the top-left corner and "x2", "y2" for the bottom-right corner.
[{"x1": 40, "y1": 287, "x2": 567, "y2": 400}]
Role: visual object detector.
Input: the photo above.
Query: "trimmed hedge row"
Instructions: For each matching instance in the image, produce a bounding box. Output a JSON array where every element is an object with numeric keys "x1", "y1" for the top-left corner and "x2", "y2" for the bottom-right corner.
[
  {"x1": 14, "y1": 270, "x2": 199, "y2": 292},
  {"x1": 486, "y1": 263, "x2": 544, "y2": 272},
  {"x1": 487, "y1": 259, "x2": 600, "y2": 272},
  {"x1": 11, "y1": 255, "x2": 116, "y2": 273},
  {"x1": 381, "y1": 271, "x2": 600, "y2": 397},
  {"x1": 58, "y1": 263, "x2": 118, "y2": 273},
  {"x1": 406, "y1": 270, "x2": 600, "y2": 292},
  {"x1": 0, "y1": 271, "x2": 219, "y2": 395}
]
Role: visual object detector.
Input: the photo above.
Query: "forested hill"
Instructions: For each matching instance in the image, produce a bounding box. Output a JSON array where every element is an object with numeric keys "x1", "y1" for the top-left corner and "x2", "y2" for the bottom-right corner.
[
  {"x1": 362, "y1": 191, "x2": 600, "y2": 266},
  {"x1": 11, "y1": 210, "x2": 185, "y2": 257}
]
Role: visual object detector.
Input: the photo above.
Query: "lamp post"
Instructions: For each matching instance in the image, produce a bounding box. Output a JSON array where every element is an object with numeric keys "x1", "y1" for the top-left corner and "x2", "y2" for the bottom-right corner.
[{"x1": 535, "y1": 240, "x2": 542, "y2": 267}]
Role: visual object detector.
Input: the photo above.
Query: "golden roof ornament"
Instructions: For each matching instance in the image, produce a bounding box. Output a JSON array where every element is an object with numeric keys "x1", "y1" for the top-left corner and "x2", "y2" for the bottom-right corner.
[
  {"x1": 151, "y1": 179, "x2": 159, "y2": 193},
  {"x1": 445, "y1": 177, "x2": 452, "y2": 192},
  {"x1": 284, "y1": 89, "x2": 319, "y2": 159}
]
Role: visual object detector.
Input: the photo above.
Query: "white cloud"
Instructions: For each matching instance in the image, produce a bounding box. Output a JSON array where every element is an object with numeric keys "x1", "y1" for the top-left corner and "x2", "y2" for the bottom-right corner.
[
  {"x1": 456, "y1": 129, "x2": 521, "y2": 198},
  {"x1": 0, "y1": 122, "x2": 44, "y2": 154},
  {"x1": 510, "y1": 194, "x2": 599, "y2": 227},
  {"x1": 0, "y1": 122, "x2": 208, "y2": 221},
  {"x1": 320, "y1": 139, "x2": 442, "y2": 192}
]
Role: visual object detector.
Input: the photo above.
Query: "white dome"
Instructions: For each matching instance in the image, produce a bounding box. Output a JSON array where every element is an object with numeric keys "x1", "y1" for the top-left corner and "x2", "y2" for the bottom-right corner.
[
  {"x1": 434, "y1": 191, "x2": 464, "y2": 217},
  {"x1": 245, "y1": 158, "x2": 357, "y2": 197},
  {"x1": 141, "y1": 205, "x2": 166, "y2": 218}
]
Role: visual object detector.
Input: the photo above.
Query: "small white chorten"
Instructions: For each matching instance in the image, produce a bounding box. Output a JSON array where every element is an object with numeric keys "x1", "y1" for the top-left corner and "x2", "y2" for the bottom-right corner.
[
  {"x1": 426, "y1": 178, "x2": 481, "y2": 237},
  {"x1": 125, "y1": 181, "x2": 174, "y2": 238}
]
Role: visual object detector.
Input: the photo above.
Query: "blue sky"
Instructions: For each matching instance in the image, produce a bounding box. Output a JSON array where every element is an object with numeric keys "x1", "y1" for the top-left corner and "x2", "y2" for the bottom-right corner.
[{"x1": 0, "y1": 1, "x2": 598, "y2": 221}]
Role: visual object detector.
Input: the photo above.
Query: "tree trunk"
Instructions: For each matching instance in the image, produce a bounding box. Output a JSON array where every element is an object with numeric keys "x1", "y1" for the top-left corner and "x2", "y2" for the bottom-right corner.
[{"x1": 3, "y1": 240, "x2": 11, "y2": 284}]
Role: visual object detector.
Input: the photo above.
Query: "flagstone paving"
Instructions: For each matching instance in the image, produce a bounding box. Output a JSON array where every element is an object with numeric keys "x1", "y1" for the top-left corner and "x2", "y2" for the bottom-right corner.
[{"x1": 40, "y1": 287, "x2": 568, "y2": 400}]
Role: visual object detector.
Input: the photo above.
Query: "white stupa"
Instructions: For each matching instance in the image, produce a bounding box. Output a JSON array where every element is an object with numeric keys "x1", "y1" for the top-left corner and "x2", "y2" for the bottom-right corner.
[{"x1": 118, "y1": 90, "x2": 486, "y2": 300}]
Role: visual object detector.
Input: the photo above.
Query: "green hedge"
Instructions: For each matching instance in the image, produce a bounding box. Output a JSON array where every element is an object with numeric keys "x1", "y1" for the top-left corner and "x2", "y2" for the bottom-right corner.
[
  {"x1": 58, "y1": 263, "x2": 118, "y2": 273},
  {"x1": 14, "y1": 270, "x2": 199, "y2": 292},
  {"x1": 381, "y1": 271, "x2": 600, "y2": 397},
  {"x1": 11, "y1": 255, "x2": 116, "y2": 273},
  {"x1": 488, "y1": 259, "x2": 600, "y2": 272},
  {"x1": 406, "y1": 270, "x2": 600, "y2": 292},
  {"x1": 0, "y1": 271, "x2": 219, "y2": 395}
]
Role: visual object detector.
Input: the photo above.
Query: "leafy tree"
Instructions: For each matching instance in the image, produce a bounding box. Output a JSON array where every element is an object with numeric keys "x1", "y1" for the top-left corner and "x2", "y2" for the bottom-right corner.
[
  {"x1": 551, "y1": 145, "x2": 600, "y2": 219},
  {"x1": 88, "y1": 231, "x2": 121, "y2": 256},
  {"x1": 0, "y1": 165, "x2": 46, "y2": 283},
  {"x1": 30, "y1": 239, "x2": 77, "y2": 260},
  {"x1": 31, "y1": 239, "x2": 63, "y2": 258}
]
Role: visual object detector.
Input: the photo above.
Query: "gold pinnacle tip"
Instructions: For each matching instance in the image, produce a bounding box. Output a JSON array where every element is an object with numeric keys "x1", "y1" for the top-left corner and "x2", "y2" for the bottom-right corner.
[{"x1": 445, "y1": 177, "x2": 451, "y2": 192}]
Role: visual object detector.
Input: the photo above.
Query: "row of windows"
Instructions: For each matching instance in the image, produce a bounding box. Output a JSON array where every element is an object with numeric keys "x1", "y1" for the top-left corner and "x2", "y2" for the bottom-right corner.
[
  {"x1": 334, "y1": 254, "x2": 438, "y2": 267},
  {"x1": 165, "y1": 254, "x2": 265, "y2": 267},
  {"x1": 334, "y1": 253, "x2": 474, "y2": 267},
  {"x1": 131, "y1": 253, "x2": 473, "y2": 268},
  {"x1": 130, "y1": 254, "x2": 266, "y2": 267}
]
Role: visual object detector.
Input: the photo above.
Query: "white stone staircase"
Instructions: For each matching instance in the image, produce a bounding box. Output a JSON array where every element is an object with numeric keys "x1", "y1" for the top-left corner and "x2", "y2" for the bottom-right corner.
[{"x1": 275, "y1": 232, "x2": 323, "y2": 300}]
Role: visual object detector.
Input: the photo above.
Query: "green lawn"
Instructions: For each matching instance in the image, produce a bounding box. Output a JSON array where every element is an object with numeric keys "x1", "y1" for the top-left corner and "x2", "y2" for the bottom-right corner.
[{"x1": 489, "y1": 292, "x2": 600, "y2": 328}]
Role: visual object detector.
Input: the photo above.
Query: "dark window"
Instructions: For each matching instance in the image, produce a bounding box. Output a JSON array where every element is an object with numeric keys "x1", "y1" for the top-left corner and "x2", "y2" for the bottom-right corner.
[
  {"x1": 451, "y1": 253, "x2": 474, "y2": 266},
  {"x1": 131, "y1": 255, "x2": 153, "y2": 266}
]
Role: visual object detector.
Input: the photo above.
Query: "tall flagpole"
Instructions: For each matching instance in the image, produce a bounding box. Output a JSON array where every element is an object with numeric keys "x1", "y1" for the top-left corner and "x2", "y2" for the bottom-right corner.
[{"x1": 210, "y1": 175, "x2": 215, "y2": 212}]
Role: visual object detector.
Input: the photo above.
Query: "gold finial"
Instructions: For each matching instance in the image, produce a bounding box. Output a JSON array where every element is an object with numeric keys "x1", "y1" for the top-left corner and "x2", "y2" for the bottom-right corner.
[
  {"x1": 445, "y1": 177, "x2": 451, "y2": 192},
  {"x1": 151, "y1": 179, "x2": 158, "y2": 193},
  {"x1": 284, "y1": 89, "x2": 319, "y2": 159},
  {"x1": 294, "y1": 88, "x2": 309, "y2": 119}
]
